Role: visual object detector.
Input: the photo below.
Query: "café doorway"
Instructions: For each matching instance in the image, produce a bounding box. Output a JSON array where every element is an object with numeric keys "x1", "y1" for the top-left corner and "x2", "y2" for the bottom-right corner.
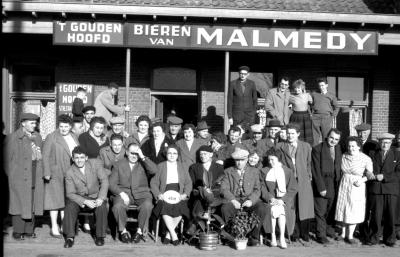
[{"x1": 151, "y1": 93, "x2": 199, "y2": 125}]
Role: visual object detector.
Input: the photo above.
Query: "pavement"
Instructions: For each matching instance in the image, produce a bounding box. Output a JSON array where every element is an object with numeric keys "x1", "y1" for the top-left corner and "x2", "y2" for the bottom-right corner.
[{"x1": 3, "y1": 225, "x2": 400, "y2": 257}]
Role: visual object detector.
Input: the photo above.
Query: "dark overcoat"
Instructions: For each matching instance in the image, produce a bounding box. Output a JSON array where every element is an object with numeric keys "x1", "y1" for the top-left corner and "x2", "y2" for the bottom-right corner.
[
  {"x1": 227, "y1": 79, "x2": 258, "y2": 125},
  {"x1": 5, "y1": 128, "x2": 44, "y2": 219}
]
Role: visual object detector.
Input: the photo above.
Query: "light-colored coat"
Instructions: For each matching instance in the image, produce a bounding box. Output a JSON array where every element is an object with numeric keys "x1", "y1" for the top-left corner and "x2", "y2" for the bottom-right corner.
[
  {"x1": 150, "y1": 161, "x2": 192, "y2": 199},
  {"x1": 264, "y1": 87, "x2": 291, "y2": 125},
  {"x1": 276, "y1": 141, "x2": 315, "y2": 220},
  {"x1": 5, "y1": 128, "x2": 44, "y2": 219},
  {"x1": 65, "y1": 159, "x2": 109, "y2": 206},
  {"x1": 42, "y1": 130, "x2": 78, "y2": 210},
  {"x1": 94, "y1": 89, "x2": 125, "y2": 124},
  {"x1": 176, "y1": 138, "x2": 206, "y2": 173}
]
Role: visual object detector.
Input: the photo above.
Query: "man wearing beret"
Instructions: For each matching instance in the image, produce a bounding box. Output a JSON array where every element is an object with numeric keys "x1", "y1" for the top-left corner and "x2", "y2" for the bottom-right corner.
[
  {"x1": 167, "y1": 116, "x2": 184, "y2": 143},
  {"x1": 94, "y1": 82, "x2": 130, "y2": 125},
  {"x1": 5, "y1": 113, "x2": 44, "y2": 240},
  {"x1": 220, "y1": 147, "x2": 267, "y2": 246},
  {"x1": 368, "y1": 133, "x2": 400, "y2": 246},
  {"x1": 228, "y1": 66, "x2": 258, "y2": 126},
  {"x1": 82, "y1": 106, "x2": 96, "y2": 133},
  {"x1": 189, "y1": 145, "x2": 225, "y2": 219}
]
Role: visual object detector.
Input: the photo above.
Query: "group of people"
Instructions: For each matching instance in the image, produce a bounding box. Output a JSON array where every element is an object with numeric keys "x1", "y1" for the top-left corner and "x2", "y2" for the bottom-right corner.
[
  {"x1": 228, "y1": 65, "x2": 338, "y2": 147},
  {"x1": 4, "y1": 76, "x2": 400, "y2": 251}
]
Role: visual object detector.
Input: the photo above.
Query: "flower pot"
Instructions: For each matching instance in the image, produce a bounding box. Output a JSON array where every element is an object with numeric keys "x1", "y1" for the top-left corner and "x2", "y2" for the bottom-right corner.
[
  {"x1": 199, "y1": 232, "x2": 219, "y2": 250},
  {"x1": 234, "y1": 238, "x2": 248, "y2": 250}
]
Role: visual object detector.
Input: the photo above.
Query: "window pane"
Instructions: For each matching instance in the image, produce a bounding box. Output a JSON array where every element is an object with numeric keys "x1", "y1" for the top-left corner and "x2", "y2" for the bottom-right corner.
[
  {"x1": 327, "y1": 76, "x2": 336, "y2": 94},
  {"x1": 13, "y1": 65, "x2": 54, "y2": 93},
  {"x1": 152, "y1": 67, "x2": 196, "y2": 91},
  {"x1": 338, "y1": 77, "x2": 364, "y2": 101}
]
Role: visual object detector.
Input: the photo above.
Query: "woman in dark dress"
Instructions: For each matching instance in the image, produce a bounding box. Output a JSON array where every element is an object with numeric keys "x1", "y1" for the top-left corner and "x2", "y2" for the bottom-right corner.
[
  {"x1": 141, "y1": 122, "x2": 173, "y2": 164},
  {"x1": 78, "y1": 116, "x2": 108, "y2": 159},
  {"x1": 150, "y1": 145, "x2": 192, "y2": 245}
]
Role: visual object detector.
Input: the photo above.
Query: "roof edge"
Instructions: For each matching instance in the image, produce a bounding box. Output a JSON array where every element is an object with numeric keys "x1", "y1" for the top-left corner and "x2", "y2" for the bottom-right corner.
[{"x1": 3, "y1": 2, "x2": 400, "y2": 25}]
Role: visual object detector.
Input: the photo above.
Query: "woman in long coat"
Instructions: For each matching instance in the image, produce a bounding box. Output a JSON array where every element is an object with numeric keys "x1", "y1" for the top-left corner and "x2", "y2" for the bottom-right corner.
[
  {"x1": 43, "y1": 114, "x2": 78, "y2": 238},
  {"x1": 176, "y1": 124, "x2": 206, "y2": 173},
  {"x1": 5, "y1": 113, "x2": 44, "y2": 240}
]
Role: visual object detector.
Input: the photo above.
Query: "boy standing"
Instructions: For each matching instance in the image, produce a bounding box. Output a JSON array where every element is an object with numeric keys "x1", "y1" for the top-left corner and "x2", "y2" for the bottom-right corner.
[{"x1": 72, "y1": 87, "x2": 87, "y2": 119}]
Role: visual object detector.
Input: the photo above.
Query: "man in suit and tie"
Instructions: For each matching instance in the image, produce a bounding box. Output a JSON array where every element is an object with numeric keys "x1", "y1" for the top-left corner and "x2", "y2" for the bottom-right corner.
[
  {"x1": 63, "y1": 146, "x2": 109, "y2": 248},
  {"x1": 110, "y1": 143, "x2": 158, "y2": 243},
  {"x1": 220, "y1": 147, "x2": 267, "y2": 246},
  {"x1": 368, "y1": 133, "x2": 400, "y2": 247},
  {"x1": 311, "y1": 128, "x2": 342, "y2": 245},
  {"x1": 227, "y1": 66, "x2": 258, "y2": 126}
]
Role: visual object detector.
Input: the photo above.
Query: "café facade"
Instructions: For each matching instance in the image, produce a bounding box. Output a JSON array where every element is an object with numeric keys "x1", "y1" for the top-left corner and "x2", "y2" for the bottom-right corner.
[{"x1": 2, "y1": 0, "x2": 400, "y2": 139}]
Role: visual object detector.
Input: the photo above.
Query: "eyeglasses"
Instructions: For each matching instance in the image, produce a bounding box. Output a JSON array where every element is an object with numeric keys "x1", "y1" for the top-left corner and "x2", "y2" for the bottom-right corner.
[{"x1": 129, "y1": 152, "x2": 138, "y2": 155}]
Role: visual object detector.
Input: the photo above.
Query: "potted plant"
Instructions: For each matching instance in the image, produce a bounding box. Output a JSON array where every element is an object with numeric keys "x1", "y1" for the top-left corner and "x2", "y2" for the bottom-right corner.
[
  {"x1": 224, "y1": 210, "x2": 260, "y2": 250},
  {"x1": 188, "y1": 206, "x2": 225, "y2": 250}
]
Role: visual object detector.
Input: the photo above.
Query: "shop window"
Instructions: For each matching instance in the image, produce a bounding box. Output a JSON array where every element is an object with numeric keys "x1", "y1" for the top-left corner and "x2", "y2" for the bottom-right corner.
[
  {"x1": 12, "y1": 64, "x2": 54, "y2": 93},
  {"x1": 230, "y1": 72, "x2": 273, "y2": 99},
  {"x1": 152, "y1": 67, "x2": 196, "y2": 92},
  {"x1": 327, "y1": 76, "x2": 365, "y2": 101}
]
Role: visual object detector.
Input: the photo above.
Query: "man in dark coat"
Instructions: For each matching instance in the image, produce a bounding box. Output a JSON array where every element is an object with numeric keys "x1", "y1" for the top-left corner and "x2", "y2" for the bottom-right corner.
[
  {"x1": 189, "y1": 145, "x2": 225, "y2": 218},
  {"x1": 5, "y1": 113, "x2": 44, "y2": 240},
  {"x1": 63, "y1": 146, "x2": 109, "y2": 248},
  {"x1": 312, "y1": 128, "x2": 342, "y2": 245},
  {"x1": 368, "y1": 133, "x2": 400, "y2": 247},
  {"x1": 110, "y1": 143, "x2": 158, "y2": 243},
  {"x1": 166, "y1": 116, "x2": 184, "y2": 143},
  {"x1": 227, "y1": 66, "x2": 258, "y2": 126}
]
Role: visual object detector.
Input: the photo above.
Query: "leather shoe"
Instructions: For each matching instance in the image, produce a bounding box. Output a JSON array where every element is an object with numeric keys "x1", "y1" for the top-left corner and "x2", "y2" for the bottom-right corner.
[
  {"x1": 120, "y1": 232, "x2": 131, "y2": 244},
  {"x1": 64, "y1": 238, "x2": 74, "y2": 248},
  {"x1": 162, "y1": 237, "x2": 171, "y2": 245},
  {"x1": 172, "y1": 239, "x2": 180, "y2": 246},
  {"x1": 316, "y1": 237, "x2": 332, "y2": 245},
  {"x1": 132, "y1": 232, "x2": 144, "y2": 244},
  {"x1": 24, "y1": 233, "x2": 37, "y2": 239},
  {"x1": 12, "y1": 233, "x2": 25, "y2": 241},
  {"x1": 345, "y1": 238, "x2": 357, "y2": 245},
  {"x1": 95, "y1": 237, "x2": 105, "y2": 246},
  {"x1": 385, "y1": 241, "x2": 396, "y2": 247}
]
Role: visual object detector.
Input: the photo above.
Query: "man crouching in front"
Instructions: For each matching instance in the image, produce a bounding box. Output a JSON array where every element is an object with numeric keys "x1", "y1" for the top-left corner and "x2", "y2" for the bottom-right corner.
[{"x1": 63, "y1": 146, "x2": 109, "y2": 248}]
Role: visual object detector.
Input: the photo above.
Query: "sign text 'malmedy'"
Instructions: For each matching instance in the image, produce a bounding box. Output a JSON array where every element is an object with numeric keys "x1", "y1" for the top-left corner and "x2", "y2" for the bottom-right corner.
[{"x1": 53, "y1": 22, "x2": 377, "y2": 55}]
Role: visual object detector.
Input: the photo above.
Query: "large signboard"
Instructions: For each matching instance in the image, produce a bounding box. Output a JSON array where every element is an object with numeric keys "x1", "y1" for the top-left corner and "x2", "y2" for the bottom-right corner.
[
  {"x1": 57, "y1": 83, "x2": 94, "y2": 115},
  {"x1": 53, "y1": 21, "x2": 124, "y2": 46},
  {"x1": 53, "y1": 21, "x2": 378, "y2": 55}
]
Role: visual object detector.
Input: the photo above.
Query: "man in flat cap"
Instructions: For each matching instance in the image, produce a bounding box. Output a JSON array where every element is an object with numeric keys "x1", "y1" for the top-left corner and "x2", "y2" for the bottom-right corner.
[
  {"x1": 367, "y1": 133, "x2": 400, "y2": 247},
  {"x1": 355, "y1": 123, "x2": 379, "y2": 156},
  {"x1": 265, "y1": 76, "x2": 291, "y2": 126},
  {"x1": 189, "y1": 145, "x2": 225, "y2": 219},
  {"x1": 167, "y1": 116, "x2": 183, "y2": 143},
  {"x1": 354, "y1": 122, "x2": 379, "y2": 243},
  {"x1": 220, "y1": 147, "x2": 267, "y2": 246},
  {"x1": 228, "y1": 66, "x2": 258, "y2": 127},
  {"x1": 242, "y1": 124, "x2": 272, "y2": 159},
  {"x1": 94, "y1": 82, "x2": 130, "y2": 124},
  {"x1": 5, "y1": 113, "x2": 44, "y2": 240},
  {"x1": 82, "y1": 106, "x2": 96, "y2": 133},
  {"x1": 106, "y1": 116, "x2": 133, "y2": 147}
]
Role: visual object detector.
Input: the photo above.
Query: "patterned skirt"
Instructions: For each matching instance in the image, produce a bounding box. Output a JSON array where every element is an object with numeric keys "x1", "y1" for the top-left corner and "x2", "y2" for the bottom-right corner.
[{"x1": 289, "y1": 111, "x2": 313, "y2": 145}]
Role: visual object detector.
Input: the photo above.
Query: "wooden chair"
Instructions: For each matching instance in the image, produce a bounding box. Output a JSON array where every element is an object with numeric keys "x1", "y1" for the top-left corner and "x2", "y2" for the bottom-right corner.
[{"x1": 154, "y1": 218, "x2": 184, "y2": 243}]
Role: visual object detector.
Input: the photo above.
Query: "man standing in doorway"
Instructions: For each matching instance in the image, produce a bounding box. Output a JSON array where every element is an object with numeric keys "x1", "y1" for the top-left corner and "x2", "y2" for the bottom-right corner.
[
  {"x1": 264, "y1": 77, "x2": 291, "y2": 126},
  {"x1": 311, "y1": 78, "x2": 339, "y2": 146},
  {"x1": 227, "y1": 66, "x2": 258, "y2": 126},
  {"x1": 94, "y1": 82, "x2": 130, "y2": 125}
]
